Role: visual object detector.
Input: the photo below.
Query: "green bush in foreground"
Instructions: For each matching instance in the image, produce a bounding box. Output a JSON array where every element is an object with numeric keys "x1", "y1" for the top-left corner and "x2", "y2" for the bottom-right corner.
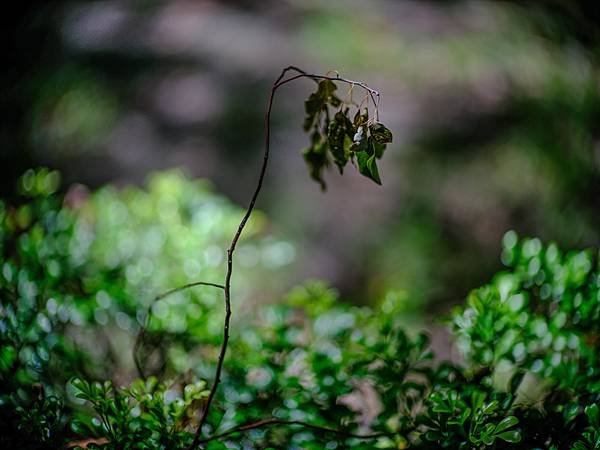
[{"x1": 0, "y1": 169, "x2": 599, "y2": 449}]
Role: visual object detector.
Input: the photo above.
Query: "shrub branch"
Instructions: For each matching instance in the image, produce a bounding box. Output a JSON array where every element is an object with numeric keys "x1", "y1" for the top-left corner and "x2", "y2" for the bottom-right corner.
[
  {"x1": 134, "y1": 281, "x2": 225, "y2": 379},
  {"x1": 197, "y1": 418, "x2": 398, "y2": 444}
]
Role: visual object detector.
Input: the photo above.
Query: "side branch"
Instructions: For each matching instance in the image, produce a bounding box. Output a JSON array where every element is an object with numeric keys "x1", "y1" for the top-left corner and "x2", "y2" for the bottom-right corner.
[
  {"x1": 154, "y1": 281, "x2": 225, "y2": 302},
  {"x1": 198, "y1": 418, "x2": 397, "y2": 444},
  {"x1": 134, "y1": 281, "x2": 225, "y2": 379}
]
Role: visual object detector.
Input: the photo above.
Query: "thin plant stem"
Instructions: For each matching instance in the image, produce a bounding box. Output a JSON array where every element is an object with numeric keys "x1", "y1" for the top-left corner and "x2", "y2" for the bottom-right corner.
[
  {"x1": 187, "y1": 66, "x2": 383, "y2": 449},
  {"x1": 197, "y1": 418, "x2": 397, "y2": 444}
]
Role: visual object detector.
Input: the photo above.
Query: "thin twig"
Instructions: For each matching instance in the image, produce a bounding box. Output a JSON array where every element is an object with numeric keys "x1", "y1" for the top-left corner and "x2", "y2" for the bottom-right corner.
[
  {"x1": 197, "y1": 418, "x2": 396, "y2": 444},
  {"x1": 134, "y1": 281, "x2": 225, "y2": 379},
  {"x1": 154, "y1": 281, "x2": 225, "y2": 302},
  {"x1": 188, "y1": 66, "x2": 382, "y2": 449}
]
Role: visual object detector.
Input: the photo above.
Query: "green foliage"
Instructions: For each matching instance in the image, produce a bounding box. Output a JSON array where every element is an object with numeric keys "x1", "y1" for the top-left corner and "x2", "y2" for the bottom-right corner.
[
  {"x1": 451, "y1": 231, "x2": 600, "y2": 448},
  {"x1": 423, "y1": 390, "x2": 521, "y2": 447},
  {"x1": 302, "y1": 80, "x2": 391, "y2": 188},
  {"x1": 1, "y1": 176, "x2": 599, "y2": 447},
  {"x1": 0, "y1": 169, "x2": 289, "y2": 448},
  {"x1": 69, "y1": 377, "x2": 208, "y2": 449},
  {"x1": 3, "y1": 216, "x2": 599, "y2": 448},
  {"x1": 13, "y1": 393, "x2": 66, "y2": 448},
  {"x1": 453, "y1": 231, "x2": 600, "y2": 393}
]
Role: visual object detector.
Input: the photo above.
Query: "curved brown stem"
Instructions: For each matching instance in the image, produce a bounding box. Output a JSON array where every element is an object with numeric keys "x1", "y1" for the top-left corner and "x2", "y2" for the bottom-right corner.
[
  {"x1": 197, "y1": 418, "x2": 397, "y2": 444},
  {"x1": 188, "y1": 66, "x2": 381, "y2": 449}
]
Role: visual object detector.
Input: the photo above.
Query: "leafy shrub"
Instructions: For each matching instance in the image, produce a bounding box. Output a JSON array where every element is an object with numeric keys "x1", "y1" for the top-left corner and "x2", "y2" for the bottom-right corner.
[
  {"x1": 2, "y1": 188, "x2": 599, "y2": 448},
  {"x1": 69, "y1": 377, "x2": 208, "y2": 449},
  {"x1": 452, "y1": 232, "x2": 600, "y2": 448}
]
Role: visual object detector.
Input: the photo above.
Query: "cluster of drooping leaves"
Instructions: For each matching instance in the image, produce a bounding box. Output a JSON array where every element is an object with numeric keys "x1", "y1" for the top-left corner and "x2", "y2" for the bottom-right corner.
[{"x1": 302, "y1": 80, "x2": 392, "y2": 189}]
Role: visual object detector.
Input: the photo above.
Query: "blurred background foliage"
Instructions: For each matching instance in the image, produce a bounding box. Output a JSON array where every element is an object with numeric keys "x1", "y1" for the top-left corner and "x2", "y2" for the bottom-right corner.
[
  {"x1": 2, "y1": 0, "x2": 600, "y2": 326},
  {"x1": 0, "y1": 169, "x2": 291, "y2": 401}
]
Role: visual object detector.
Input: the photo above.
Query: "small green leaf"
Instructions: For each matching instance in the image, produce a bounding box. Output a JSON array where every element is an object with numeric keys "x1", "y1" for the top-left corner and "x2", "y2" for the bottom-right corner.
[
  {"x1": 481, "y1": 400, "x2": 499, "y2": 415},
  {"x1": 367, "y1": 155, "x2": 381, "y2": 184},
  {"x1": 459, "y1": 407, "x2": 472, "y2": 425},
  {"x1": 369, "y1": 122, "x2": 393, "y2": 144},
  {"x1": 71, "y1": 378, "x2": 85, "y2": 390},
  {"x1": 495, "y1": 416, "x2": 518, "y2": 433},
  {"x1": 432, "y1": 404, "x2": 453, "y2": 413},
  {"x1": 317, "y1": 79, "x2": 337, "y2": 99},
  {"x1": 317, "y1": 79, "x2": 341, "y2": 108},
  {"x1": 564, "y1": 403, "x2": 579, "y2": 422},
  {"x1": 585, "y1": 403, "x2": 599, "y2": 426},
  {"x1": 481, "y1": 434, "x2": 495, "y2": 445},
  {"x1": 483, "y1": 423, "x2": 495, "y2": 435},
  {"x1": 471, "y1": 391, "x2": 486, "y2": 410},
  {"x1": 370, "y1": 139, "x2": 387, "y2": 159},
  {"x1": 497, "y1": 430, "x2": 522, "y2": 443},
  {"x1": 356, "y1": 151, "x2": 382, "y2": 185}
]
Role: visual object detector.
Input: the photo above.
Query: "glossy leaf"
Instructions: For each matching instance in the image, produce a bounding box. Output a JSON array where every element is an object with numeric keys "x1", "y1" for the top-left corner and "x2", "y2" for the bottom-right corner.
[
  {"x1": 495, "y1": 415, "x2": 518, "y2": 433},
  {"x1": 369, "y1": 122, "x2": 393, "y2": 144},
  {"x1": 496, "y1": 430, "x2": 522, "y2": 443},
  {"x1": 356, "y1": 150, "x2": 382, "y2": 185},
  {"x1": 327, "y1": 111, "x2": 353, "y2": 172}
]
